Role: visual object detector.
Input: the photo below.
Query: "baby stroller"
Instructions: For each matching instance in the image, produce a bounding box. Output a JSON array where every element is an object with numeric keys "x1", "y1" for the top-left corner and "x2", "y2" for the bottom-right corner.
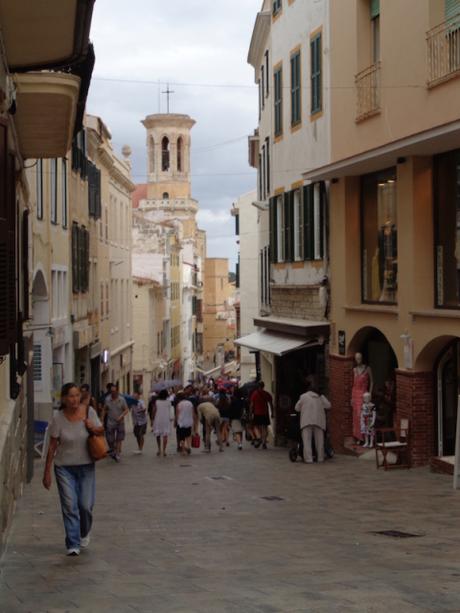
[{"x1": 288, "y1": 411, "x2": 334, "y2": 462}]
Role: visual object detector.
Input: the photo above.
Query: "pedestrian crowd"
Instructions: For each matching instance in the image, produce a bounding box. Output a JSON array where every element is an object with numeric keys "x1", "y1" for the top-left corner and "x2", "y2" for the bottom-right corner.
[{"x1": 42, "y1": 376, "x2": 330, "y2": 557}]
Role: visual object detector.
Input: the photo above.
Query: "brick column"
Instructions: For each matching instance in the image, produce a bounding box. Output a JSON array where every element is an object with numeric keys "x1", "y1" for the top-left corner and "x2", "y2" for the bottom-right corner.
[
  {"x1": 395, "y1": 370, "x2": 435, "y2": 467},
  {"x1": 329, "y1": 354, "x2": 354, "y2": 452}
]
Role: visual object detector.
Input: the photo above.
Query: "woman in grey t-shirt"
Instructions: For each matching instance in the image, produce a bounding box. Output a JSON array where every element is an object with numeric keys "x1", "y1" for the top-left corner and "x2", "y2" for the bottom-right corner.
[{"x1": 43, "y1": 382, "x2": 103, "y2": 556}]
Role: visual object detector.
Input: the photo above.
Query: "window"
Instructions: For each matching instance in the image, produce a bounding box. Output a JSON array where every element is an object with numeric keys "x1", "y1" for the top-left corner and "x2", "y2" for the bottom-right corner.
[
  {"x1": 274, "y1": 66, "x2": 283, "y2": 136},
  {"x1": 370, "y1": 0, "x2": 380, "y2": 63},
  {"x1": 261, "y1": 65, "x2": 265, "y2": 109},
  {"x1": 72, "y1": 224, "x2": 90, "y2": 294},
  {"x1": 276, "y1": 195, "x2": 285, "y2": 262},
  {"x1": 290, "y1": 50, "x2": 301, "y2": 125},
  {"x1": 265, "y1": 50, "x2": 270, "y2": 96},
  {"x1": 36, "y1": 159, "x2": 43, "y2": 220},
  {"x1": 258, "y1": 78, "x2": 263, "y2": 119},
  {"x1": 273, "y1": 0, "x2": 281, "y2": 16},
  {"x1": 50, "y1": 159, "x2": 58, "y2": 224},
  {"x1": 71, "y1": 130, "x2": 88, "y2": 179},
  {"x1": 260, "y1": 246, "x2": 271, "y2": 307},
  {"x1": 434, "y1": 148, "x2": 460, "y2": 308},
  {"x1": 161, "y1": 136, "x2": 170, "y2": 171},
  {"x1": 88, "y1": 160, "x2": 101, "y2": 219},
  {"x1": 177, "y1": 137, "x2": 183, "y2": 172},
  {"x1": 293, "y1": 189, "x2": 304, "y2": 260},
  {"x1": 361, "y1": 168, "x2": 397, "y2": 304},
  {"x1": 61, "y1": 159, "x2": 67, "y2": 228},
  {"x1": 311, "y1": 33, "x2": 322, "y2": 115},
  {"x1": 261, "y1": 144, "x2": 266, "y2": 200},
  {"x1": 149, "y1": 137, "x2": 155, "y2": 174},
  {"x1": 258, "y1": 153, "x2": 262, "y2": 200},
  {"x1": 163, "y1": 192, "x2": 169, "y2": 199},
  {"x1": 265, "y1": 137, "x2": 271, "y2": 197}
]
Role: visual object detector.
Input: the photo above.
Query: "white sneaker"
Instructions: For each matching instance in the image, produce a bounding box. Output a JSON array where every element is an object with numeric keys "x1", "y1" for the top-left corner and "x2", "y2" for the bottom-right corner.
[
  {"x1": 66, "y1": 548, "x2": 80, "y2": 556},
  {"x1": 80, "y1": 533, "x2": 91, "y2": 548}
]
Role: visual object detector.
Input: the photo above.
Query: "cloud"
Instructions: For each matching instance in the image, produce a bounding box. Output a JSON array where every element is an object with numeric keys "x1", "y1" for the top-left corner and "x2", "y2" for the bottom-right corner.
[{"x1": 87, "y1": 0, "x2": 261, "y2": 268}]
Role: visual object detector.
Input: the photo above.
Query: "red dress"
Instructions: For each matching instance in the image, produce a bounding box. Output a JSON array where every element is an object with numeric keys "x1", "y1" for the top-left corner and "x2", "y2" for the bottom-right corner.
[{"x1": 351, "y1": 369, "x2": 370, "y2": 441}]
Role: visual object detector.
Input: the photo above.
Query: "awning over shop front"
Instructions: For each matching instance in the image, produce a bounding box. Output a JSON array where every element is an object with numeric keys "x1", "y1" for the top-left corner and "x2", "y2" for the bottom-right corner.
[{"x1": 235, "y1": 330, "x2": 317, "y2": 357}]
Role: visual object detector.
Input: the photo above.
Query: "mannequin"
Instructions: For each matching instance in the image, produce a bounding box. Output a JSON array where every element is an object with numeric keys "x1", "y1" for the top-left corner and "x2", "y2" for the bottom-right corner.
[
  {"x1": 351, "y1": 353, "x2": 373, "y2": 444},
  {"x1": 360, "y1": 392, "x2": 376, "y2": 448}
]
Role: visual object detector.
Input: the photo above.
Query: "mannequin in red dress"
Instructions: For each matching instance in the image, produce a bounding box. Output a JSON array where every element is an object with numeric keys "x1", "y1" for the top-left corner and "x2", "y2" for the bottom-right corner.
[{"x1": 351, "y1": 353, "x2": 373, "y2": 444}]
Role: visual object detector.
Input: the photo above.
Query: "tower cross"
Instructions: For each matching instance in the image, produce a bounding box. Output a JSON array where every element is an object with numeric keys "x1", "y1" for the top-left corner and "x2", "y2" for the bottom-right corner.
[{"x1": 161, "y1": 83, "x2": 175, "y2": 113}]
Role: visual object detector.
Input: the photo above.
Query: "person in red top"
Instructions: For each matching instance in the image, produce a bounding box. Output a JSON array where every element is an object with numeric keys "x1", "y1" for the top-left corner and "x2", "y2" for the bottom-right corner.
[{"x1": 249, "y1": 381, "x2": 273, "y2": 449}]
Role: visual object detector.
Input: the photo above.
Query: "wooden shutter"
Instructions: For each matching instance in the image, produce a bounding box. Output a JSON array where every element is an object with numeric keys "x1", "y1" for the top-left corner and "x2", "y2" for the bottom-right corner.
[
  {"x1": 7, "y1": 153, "x2": 17, "y2": 345},
  {"x1": 0, "y1": 122, "x2": 8, "y2": 354},
  {"x1": 284, "y1": 191, "x2": 294, "y2": 262},
  {"x1": 370, "y1": 0, "x2": 380, "y2": 19},
  {"x1": 269, "y1": 197, "x2": 278, "y2": 263},
  {"x1": 22, "y1": 209, "x2": 30, "y2": 321},
  {"x1": 303, "y1": 185, "x2": 315, "y2": 260},
  {"x1": 445, "y1": 0, "x2": 460, "y2": 19},
  {"x1": 319, "y1": 181, "x2": 326, "y2": 259},
  {"x1": 311, "y1": 34, "x2": 322, "y2": 114},
  {"x1": 72, "y1": 223, "x2": 79, "y2": 293}
]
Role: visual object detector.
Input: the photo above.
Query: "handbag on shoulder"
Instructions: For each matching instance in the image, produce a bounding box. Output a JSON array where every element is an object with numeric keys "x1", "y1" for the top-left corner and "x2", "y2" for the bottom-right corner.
[{"x1": 86, "y1": 406, "x2": 109, "y2": 461}]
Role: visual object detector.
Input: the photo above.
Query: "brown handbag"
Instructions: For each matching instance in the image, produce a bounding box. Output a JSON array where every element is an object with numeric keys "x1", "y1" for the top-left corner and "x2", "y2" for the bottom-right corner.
[{"x1": 86, "y1": 406, "x2": 109, "y2": 461}]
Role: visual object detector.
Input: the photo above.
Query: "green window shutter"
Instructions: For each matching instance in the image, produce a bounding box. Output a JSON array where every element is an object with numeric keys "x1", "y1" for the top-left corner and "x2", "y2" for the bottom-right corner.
[
  {"x1": 445, "y1": 0, "x2": 460, "y2": 19},
  {"x1": 311, "y1": 34, "x2": 322, "y2": 114},
  {"x1": 319, "y1": 182, "x2": 326, "y2": 259},
  {"x1": 274, "y1": 68, "x2": 283, "y2": 136},
  {"x1": 72, "y1": 223, "x2": 79, "y2": 293},
  {"x1": 284, "y1": 191, "x2": 294, "y2": 262},
  {"x1": 303, "y1": 185, "x2": 315, "y2": 260},
  {"x1": 269, "y1": 197, "x2": 278, "y2": 263},
  {"x1": 370, "y1": 0, "x2": 380, "y2": 19},
  {"x1": 290, "y1": 53, "x2": 301, "y2": 125}
]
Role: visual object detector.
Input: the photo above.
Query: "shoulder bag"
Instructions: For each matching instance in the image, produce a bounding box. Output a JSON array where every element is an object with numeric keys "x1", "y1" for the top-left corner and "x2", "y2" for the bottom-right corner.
[{"x1": 86, "y1": 406, "x2": 109, "y2": 461}]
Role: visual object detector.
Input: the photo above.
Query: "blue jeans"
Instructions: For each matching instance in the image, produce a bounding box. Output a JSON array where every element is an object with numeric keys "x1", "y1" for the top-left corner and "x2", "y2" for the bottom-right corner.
[{"x1": 54, "y1": 464, "x2": 95, "y2": 549}]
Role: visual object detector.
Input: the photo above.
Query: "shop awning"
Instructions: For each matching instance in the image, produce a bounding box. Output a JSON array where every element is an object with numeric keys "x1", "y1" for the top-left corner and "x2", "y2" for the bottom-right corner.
[{"x1": 235, "y1": 330, "x2": 318, "y2": 356}]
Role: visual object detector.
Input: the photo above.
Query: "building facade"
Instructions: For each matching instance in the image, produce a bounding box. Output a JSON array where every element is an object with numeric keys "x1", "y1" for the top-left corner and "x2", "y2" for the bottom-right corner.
[
  {"x1": 238, "y1": 0, "x2": 331, "y2": 441},
  {"x1": 304, "y1": 0, "x2": 460, "y2": 468}
]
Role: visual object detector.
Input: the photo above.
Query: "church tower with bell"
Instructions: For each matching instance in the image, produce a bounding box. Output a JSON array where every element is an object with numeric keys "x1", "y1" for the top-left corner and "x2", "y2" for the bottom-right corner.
[{"x1": 141, "y1": 113, "x2": 198, "y2": 219}]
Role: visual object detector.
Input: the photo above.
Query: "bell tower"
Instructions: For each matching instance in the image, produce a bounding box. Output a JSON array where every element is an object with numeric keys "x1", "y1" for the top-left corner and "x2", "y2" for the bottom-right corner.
[{"x1": 141, "y1": 113, "x2": 196, "y2": 201}]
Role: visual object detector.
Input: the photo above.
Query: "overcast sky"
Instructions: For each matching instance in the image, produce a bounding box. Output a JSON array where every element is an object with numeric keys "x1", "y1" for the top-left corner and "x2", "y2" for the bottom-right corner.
[{"x1": 86, "y1": 0, "x2": 261, "y2": 270}]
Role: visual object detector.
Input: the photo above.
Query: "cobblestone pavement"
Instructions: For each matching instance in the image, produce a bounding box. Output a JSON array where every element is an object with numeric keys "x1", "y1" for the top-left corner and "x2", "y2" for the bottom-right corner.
[{"x1": 2, "y1": 434, "x2": 460, "y2": 613}]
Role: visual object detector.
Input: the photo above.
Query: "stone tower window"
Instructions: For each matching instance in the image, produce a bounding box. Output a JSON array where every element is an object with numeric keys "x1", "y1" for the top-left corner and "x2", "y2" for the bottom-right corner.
[
  {"x1": 177, "y1": 137, "x2": 183, "y2": 172},
  {"x1": 163, "y1": 192, "x2": 169, "y2": 199},
  {"x1": 161, "y1": 136, "x2": 170, "y2": 171},
  {"x1": 149, "y1": 136, "x2": 155, "y2": 173}
]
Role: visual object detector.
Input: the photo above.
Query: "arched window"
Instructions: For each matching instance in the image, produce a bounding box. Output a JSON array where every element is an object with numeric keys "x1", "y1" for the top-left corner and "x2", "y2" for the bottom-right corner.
[
  {"x1": 161, "y1": 136, "x2": 170, "y2": 171},
  {"x1": 149, "y1": 136, "x2": 155, "y2": 173},
  {"x1": 162, "y1": 192, "x2": 169, "y2": 200},
  {"x1": 177, "y1": 137, "x2": 183, "y2": 172}
]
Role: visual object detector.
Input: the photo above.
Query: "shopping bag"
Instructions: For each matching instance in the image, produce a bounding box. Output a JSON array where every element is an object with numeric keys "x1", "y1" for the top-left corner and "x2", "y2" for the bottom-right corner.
[{"x1": 191, "y1": 434, "x2": 201, "y2": 448}]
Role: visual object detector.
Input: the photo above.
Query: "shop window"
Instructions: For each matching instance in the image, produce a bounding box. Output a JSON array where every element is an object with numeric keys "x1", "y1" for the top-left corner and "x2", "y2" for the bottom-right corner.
[
  {"x1": 361, "y1": 168, "x2": 397, "y2": 304},
  {"x1": 434, "y1": 148, "x2": 460, "y2": 308}
]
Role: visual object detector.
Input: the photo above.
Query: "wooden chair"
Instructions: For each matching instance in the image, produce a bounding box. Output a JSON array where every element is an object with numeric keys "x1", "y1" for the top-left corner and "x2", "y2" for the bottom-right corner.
[{"x1": 375, "y1": 418, "x2": 410, "y2": 470}]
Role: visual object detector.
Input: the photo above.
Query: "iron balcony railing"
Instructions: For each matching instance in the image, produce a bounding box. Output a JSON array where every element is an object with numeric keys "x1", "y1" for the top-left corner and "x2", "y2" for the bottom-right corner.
[
  {"x1": 355, "y1": 61, "x2": 381, "y2": 122},
  {"x1": 427, "y1": 13, "x2": 460, "y2": 87}
]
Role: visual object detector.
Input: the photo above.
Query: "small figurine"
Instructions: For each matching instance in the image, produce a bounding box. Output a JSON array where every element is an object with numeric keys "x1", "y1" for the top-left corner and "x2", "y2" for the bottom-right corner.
[{"x1": 360, "y1": 392, "x2": 376, "y2": 448}]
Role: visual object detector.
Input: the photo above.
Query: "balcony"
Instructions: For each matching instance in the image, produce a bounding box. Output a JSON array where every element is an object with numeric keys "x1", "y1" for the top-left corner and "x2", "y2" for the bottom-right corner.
[
  {"x1": 355, "y1": 62, "x2": 381, "y2": 123},
  {"x1": 427, "y1": 13, "x2": 460, "y2": 88}
]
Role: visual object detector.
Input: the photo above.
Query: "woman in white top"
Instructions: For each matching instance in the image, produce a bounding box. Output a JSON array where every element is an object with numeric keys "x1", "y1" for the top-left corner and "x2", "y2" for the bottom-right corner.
[
  {"x1": 43, "y1": 382, "x2": 103, "y2": 556},
  {"x1": 175, "y1": 393, "x2": 197, "y2": 455},
  {"x1": 151, "y1": 388, "x2": 173, "y2": 457}
]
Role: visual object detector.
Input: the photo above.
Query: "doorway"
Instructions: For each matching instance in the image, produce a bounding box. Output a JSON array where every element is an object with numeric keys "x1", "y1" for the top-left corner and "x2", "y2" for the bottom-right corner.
[{"x1": 437, "y1": 341, "x2": 460, "y2": 457}]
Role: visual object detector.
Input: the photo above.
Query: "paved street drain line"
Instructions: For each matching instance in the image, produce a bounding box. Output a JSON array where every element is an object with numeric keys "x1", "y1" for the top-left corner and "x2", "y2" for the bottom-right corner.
[
  {"x1": 371, "y1": 530, "x2": 423, "y2": 538},
  {"x1": 207, "y1": 475, "x2": 233, "y2": 481},
  {"x1": 180, "y1": 464, "x2": 192, "y2": 467},
  {"x1": 261, "y1": 496, "x2": 285, "y2": 501}
]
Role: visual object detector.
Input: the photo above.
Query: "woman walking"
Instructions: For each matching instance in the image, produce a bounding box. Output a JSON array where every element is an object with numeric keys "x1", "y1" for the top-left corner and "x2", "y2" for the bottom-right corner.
[
  {"x1": 43, "y1": 382, "x2": 103, "y2": 556},
  {"x1": 175, "y1": 392, "x2": 197, "y2": 455},
  {"x1": 151, "y1": 388, "x2": 173, "y2": 456},
  {"x1": 229, "y1": 388, "x2": 246, "y2": 450}
]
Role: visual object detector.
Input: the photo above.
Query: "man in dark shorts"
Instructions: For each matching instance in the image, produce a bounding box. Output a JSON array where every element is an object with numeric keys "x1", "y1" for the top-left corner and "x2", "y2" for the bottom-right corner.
[
  {"x1": 249, "y1": 381, "x2": 273, "y2": 449},
  {"x1": 104, "y1": 384, "x2": 129, "y2": 462},
  {"x1": 131, "y1": 392, "x2": 147, "y2": 454}
]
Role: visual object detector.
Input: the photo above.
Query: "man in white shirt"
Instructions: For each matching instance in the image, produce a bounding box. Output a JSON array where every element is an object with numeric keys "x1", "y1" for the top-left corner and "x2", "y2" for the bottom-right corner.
[{"x1": 295, "y1": 380, "x2": 331, "y2": 463}]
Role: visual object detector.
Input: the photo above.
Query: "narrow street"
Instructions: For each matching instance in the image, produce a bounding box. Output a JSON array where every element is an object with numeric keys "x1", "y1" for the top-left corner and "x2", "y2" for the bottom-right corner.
[{"x1": 2, "y1": 438, "x2": 460, "y2": 613}]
